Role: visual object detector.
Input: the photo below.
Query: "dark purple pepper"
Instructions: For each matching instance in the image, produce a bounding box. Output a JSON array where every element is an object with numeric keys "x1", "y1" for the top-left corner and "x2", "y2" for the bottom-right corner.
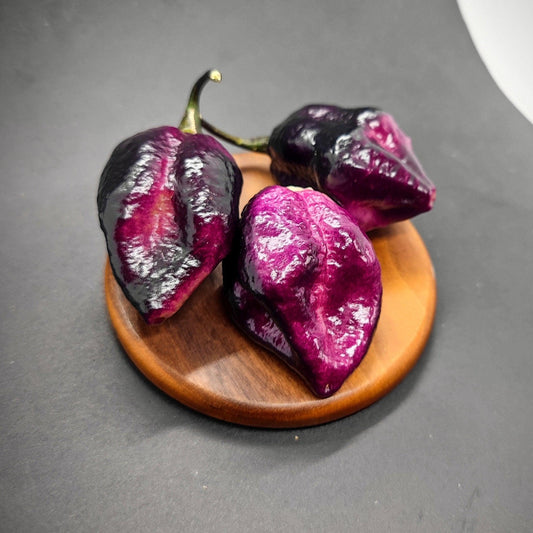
[
  {"x1": 224, "y1": 185, "x2": 382, "y2": 397},
  {"x1": 98, "y1": 70, "x2": 243, "y2": 324},
  {"x1": 202, "y1": 105, "x2": 436, "y2": 232}
]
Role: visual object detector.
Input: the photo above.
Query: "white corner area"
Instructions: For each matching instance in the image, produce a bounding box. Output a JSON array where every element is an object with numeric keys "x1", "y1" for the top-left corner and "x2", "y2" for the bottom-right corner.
[{"x1": 458, "y1": 0, "x2": 533, "y2": 125}]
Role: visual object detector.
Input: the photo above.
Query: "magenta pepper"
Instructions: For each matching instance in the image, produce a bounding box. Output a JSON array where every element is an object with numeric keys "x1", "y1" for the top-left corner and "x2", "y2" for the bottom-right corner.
[
  {"x1": 224, "y1": 185, "x2": 382, "y2": 397},
  {"x1": 98, "y1": 70, "x2": 242, "y2": 324}
]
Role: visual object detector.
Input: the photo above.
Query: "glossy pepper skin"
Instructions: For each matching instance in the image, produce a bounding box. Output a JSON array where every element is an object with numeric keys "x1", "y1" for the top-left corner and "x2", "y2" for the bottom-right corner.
[
  {"x1": 98, "y1": 71, "x2": 242, "y2": 324},
  {"x1": 268, "y1": 105, "x2": 436, "y2": 232},
  {"x1": 203, "y1": 105, "x2": 436, "y2": 232},
  {"x1": 268, "y1": 105, "x2": 435, "y2": 231},
  {"x1": 224, "y1": 185, "x2": 382, "y2": 397}
]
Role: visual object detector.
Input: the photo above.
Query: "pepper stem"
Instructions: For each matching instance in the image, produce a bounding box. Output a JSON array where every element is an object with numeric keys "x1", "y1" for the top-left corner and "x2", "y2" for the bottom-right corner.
[
  {"x1": 201, "y1": 118, "x2": 270, "y2": 153},
  {"x1": 179, "y1": 69, "x2": 222, "y2": 134}
]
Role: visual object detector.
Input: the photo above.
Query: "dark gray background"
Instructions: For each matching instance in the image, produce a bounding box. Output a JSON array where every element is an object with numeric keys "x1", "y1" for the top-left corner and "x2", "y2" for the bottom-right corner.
[{"x1": 1, "y1": 1, "x2": 532, "y2": 531}]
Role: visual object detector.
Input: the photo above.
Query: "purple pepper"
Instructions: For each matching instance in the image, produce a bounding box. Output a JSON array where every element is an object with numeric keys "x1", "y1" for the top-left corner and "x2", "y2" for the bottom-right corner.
[
  {"x1": 202, "y1": 104, "x2": 436, "y2": 232},
  {"x1": 98, "y1": 70, "x2": 243, "y2": 324},
  {"x1": 224, "y1": 185, "x2": 382, "y2": 397}
]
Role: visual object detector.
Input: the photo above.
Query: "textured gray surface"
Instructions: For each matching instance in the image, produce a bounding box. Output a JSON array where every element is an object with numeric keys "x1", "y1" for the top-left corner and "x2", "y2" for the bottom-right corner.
[{"x1": 1, "y1": 1, "x2": 532, "y2": 531}]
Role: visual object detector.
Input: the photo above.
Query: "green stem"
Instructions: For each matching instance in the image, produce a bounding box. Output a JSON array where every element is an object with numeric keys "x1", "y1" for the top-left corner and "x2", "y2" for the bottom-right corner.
[
  {"x1": 179, "y1": 69, "x2": 222, "y2": 134},
  {"x1": 201, "y1": 118, "x2": 270, "y2": 153}
]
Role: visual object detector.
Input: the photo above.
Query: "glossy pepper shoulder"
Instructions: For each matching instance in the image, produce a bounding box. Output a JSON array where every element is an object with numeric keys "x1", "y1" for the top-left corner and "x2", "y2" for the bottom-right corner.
[
  {"x1": 97, "y1": 70, "x2": 243, "y2": 324},
  {"x1": 202, "y1": 104, "x2": 436, "y2": 232},
  {"x1": 223, "y1": 185, "x2": 382, "y2": 397}
]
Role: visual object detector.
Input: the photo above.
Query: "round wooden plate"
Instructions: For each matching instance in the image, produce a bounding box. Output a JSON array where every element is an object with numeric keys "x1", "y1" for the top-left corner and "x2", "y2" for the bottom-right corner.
[{"x1": 104, "y1": 152, "x2": 437, "y2": 428}]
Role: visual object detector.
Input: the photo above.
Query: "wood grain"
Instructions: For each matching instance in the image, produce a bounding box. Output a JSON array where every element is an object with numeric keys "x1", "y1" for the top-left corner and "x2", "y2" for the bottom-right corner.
[{"x1": 104, "y1": 152, "x2": 437, "y2": 428}]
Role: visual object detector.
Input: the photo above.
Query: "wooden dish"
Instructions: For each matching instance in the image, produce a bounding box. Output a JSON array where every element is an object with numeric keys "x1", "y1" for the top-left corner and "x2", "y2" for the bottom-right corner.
[{"x1": 104, "y1": 152, "x2": 437, "y2": 428}]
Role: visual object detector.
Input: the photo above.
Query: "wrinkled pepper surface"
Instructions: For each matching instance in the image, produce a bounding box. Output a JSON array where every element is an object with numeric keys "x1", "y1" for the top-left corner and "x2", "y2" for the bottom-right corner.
[
  {"x1": 203, "y1": 105, "x2": 435, "y2": 232},
  {"x1": 98, "y1": 70, "x2": 242, "y2": 324},
  {"x1": 224, "y1": 185, "x2": 382, "y2": 397}
]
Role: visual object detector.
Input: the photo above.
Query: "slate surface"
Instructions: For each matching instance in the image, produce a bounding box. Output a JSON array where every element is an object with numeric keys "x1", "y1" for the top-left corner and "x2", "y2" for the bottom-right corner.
[{"x1": 1, "y1": 1, "x2": 532, "y2": 531}]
